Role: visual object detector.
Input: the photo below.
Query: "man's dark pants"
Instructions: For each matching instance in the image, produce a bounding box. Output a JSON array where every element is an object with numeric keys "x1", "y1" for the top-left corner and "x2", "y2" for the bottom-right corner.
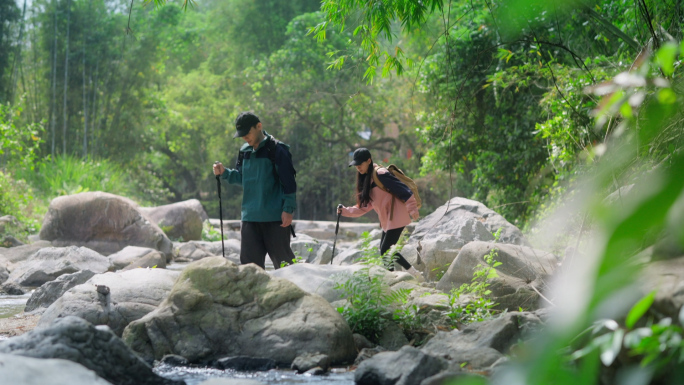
[{"x1": 240, "y1": 221, "x2": 295, "y2": 269}]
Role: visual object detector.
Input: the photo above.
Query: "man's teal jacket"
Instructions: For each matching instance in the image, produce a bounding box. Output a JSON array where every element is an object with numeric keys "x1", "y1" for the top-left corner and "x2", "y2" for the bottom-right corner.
[{"x1": 220, "y1": 133, "x2": 297, "y2": 222}]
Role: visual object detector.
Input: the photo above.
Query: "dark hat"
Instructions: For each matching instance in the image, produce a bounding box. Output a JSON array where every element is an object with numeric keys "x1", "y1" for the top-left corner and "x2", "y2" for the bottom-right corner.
[
  {"x1": 233, "y1": 111, "x2": 260, "y2": 138},
  {"x1": 348, "y1": 148, "x2": 372, "y2": 167}
]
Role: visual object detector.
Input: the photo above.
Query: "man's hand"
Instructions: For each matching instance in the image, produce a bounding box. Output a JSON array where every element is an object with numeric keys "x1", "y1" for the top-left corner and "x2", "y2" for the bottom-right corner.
[
  {"x1": 281, "y1": 211, "x2": 293, "y2": 227},
  {"x1": 213, "y1": 161, "x2": 225, "y2": 176}
]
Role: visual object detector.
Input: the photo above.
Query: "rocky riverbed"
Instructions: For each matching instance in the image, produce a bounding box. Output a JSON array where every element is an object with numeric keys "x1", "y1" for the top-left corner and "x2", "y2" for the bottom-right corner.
[{"x1": 0, "y1": 192, "x2": 682, "y2": 385}]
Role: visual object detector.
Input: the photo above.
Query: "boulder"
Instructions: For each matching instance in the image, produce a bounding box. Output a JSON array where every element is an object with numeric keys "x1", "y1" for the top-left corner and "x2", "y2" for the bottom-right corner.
[
  {"x1": 160, "y1": 355, "x2": 189, "y2": 366},
  {"x1": 421, "y1": 312, "x2": 541, "y2": 369},
  {"x1": 39, "y1": 192, "x2": 173, "y2": 258},
  {"x1": 436, "y1": 241, "x2": 558, "y2": 311},
  {"x1": 354, "y1": 346, "x2": 387, "y2": 366},
  {"x1": 354, "y1": 346, "x2": 448, "y2": 385},
  {"x1": 0, "y1": 240, "x2": 52, "y2": 266},
  {"x1": 109, "y1": 246, "x2": 166, "y2": 271},
  {"x1": 289, "y1": 238, "x2": 333, "y2": 264},
  {"x1": 122, "y1": 257, "x2": 356, "y2": 365},
  {"x1": 1, "y1": 234, "x2": 24, "y2": 247},
  {"x1": 25, "y1": 269, "x2": 96, "y2": 312},
  {"x1": 332, "y1": 247, "x2": 364, "y2": 265},
  {"x1": 173, "y1": 240, "x2": 241, "y2": 262},
  {"x1": 419, "y1": 231, "x2": 491, "y2": 280},
  {"x1": 291, "y1": 353, "x2": 330, "y2": 373},
  {"x1": 140, "y1": 199, "x2": 207, "y2": 241},
  {"x1": 0, "y1": 316, "x2": 180, "y2": 385},
  {"x1": 6, "y1": 246, "x2": 110, "y2": 287},
  {"x1": 38, "y1": 268, "x2": 180, "y2": 336},
  {"x1": 0, "y1": 353, "x2": 114, "y2": 385},
  {"x1": 1, "y1": 281, "x2": 25, "y2": 294},
  {"x1": 377, "y1": 321, "x2": 409, "y2": 351},
  {"x1": 409, "y1": 197, "x2": 530, "y2": 247},
  {"x1": 211, "y1": 356, "x2": 276, "y2": 371},
  {"x1": 641, "y1": 256, "x2": 684, "y2": 319},
  {"x1": 270, "y1": 263, "x2": 413, "y2": 303}
]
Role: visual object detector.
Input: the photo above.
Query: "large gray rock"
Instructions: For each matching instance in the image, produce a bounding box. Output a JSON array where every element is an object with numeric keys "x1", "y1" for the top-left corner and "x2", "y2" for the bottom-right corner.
[
  {"x1": 173, "y1": 240, "x2": 241, "y2": 262},
  {"x1": 38, "y1": 268, "x2": 180, "y2": 336},
  {"x1": 409, "y1": 197, "x2": 530, "y2": 247},
  {"x1": 270, "y1": 263, "x2": 414, "y2": 303},
  {"x1": 377, "y1": 321, "x2": 409, "y2": 351},
  {"x1": 290, "y1": 237, "x2": 333, "y2": 264},
  {"x1": 641, "y1": 256, "x2": 684, "y2": 320},
  {"x1": 0, "y1": 316, "x2": 180, "y2": 385},
  {"x1": 25, "y1": 269, "x2": 97, "y2": 312},
  {"x1": 122, "y1": 257, "x2": 356, "y2": 365},
  {"x1": 39, "y1": 192, "x2": 173, "y2": 258},
  {"x1": 109, "y1": 246, "x2": 166, "y2": 271},
  {"x1": 140, "y1": 199, "x2": 207, "y2": 241},
  {"x1": 421, "y1": 312, "x2": 541, "y2": 369},
  {"x1": 436, "y1": 241, "x2": 558, "y2": 310},
  {"x1": 6, "y1": 246, "x2": 110, "y2": 287},
  {"x1": 331, "y1": 247, "x2": 364, "y2": 265},
  {"x1": 0, "y1": 353, "x2": 114, "y2": 385},
  {"x1": 0, "y1": 240, "x2": 52, "y2": 266},
  {"x1": 420, "y1": 231, "x2": 492, "y2": 280},
  {"x1": 354, "y1": 346, "x2": 448, "y2": 385}
]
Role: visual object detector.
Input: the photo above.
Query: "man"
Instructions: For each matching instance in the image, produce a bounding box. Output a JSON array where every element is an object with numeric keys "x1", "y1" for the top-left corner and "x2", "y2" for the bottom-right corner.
[{"x1": 213, "y1": 111, "x2": 297, "y2": 269}]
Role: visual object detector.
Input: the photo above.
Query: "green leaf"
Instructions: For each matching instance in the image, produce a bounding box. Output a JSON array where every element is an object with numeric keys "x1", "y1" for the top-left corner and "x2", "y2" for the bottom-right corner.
[
  {"x1": 600, "y1": 329, "x2": 624, "y2": 366},
  {"x1": 655, "y1": 42, "x2": 679, "y2": 77},
  {"x1": 626, "y1": 291, "x2": 656, "y2": 329},
  {"x1": 657, "y1": 88, "x2": 677, "y2": 104}
]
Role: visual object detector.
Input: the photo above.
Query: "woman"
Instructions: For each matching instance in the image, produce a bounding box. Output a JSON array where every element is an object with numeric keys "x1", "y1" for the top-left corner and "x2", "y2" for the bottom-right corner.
[{"x1": 337, "y1": 148, "x2": 424, "y2": 281}]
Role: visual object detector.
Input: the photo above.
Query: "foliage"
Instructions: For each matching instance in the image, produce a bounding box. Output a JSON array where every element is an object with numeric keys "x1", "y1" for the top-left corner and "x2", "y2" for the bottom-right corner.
[
  {"x1": 568, "y1": 293, "x2": 684, "y2": 381},
  {"x1": 334, "y1": 231, "x2": 414, "y2": 342},
  {"x1": 13, "y1": 154, "x2": 137, "y2": 200},
  {"x1": 0, "y1": 171, "x2": 43, "y2": 240},
  {"x1": 0, "y1": 102, "x2": 44, "y2": 171},
  {"x1": 201, "y1": 220, "x2": 221, "y2": 242},
  {"x1": 445, "y1": 243, "x2": 501, "y2": 325}
]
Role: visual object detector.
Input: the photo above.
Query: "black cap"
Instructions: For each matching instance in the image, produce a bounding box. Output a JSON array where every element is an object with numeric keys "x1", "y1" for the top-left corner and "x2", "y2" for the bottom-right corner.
[
  {"x1": 234, "y1": 111, "x2": 260, "y2": 138},
  {"x1": 348, "y1": 148, "x2": 372, "y2": 167}
]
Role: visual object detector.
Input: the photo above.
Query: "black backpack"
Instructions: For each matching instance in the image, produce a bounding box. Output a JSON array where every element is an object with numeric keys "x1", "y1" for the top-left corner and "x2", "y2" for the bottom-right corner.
[{"x1": 235, "y1": 136, "x2": 296, "y2": 183}]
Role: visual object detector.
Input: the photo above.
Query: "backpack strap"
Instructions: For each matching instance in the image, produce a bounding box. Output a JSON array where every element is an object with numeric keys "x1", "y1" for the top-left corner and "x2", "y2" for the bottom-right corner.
[
  {"x1": 235, "y1": 151, "x2": 245, "y2": 172},
  {"x1": 265, "y1": 138, "x2": 280, "y2": 183},
  {"x1": 372, "y1": 165, "x2": 396, "y2": 221}
]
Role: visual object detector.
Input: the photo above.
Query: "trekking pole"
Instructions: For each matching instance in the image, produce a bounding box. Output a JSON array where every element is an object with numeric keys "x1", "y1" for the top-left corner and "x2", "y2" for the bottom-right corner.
[
  {"x1": 331, "y1": 204, "x2": 343, "y2": 264},
  {"x1": 214, "y1": 161, "x2": 225, "y2": 258}
]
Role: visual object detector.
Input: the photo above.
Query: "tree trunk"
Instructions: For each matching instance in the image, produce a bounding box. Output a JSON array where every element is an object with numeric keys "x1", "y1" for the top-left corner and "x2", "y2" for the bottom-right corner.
[
  {"x1": 50, "y1": 2, "x2": 58, "y2": 158},
  {"x1": 62, "y1": 0, "x2": 70, "y2": 155},
  {"x1": 9, "y1": 0, "x2": 27, "y2": 104},
  {"x1": 82, "y1": 30, "x2": 87, "y2": 160}
]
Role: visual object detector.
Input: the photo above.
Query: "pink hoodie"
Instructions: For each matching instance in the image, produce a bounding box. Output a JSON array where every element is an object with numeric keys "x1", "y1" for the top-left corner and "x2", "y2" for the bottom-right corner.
[{"x1": 341, "y1": 167, "x2": 419, "y2": 231}]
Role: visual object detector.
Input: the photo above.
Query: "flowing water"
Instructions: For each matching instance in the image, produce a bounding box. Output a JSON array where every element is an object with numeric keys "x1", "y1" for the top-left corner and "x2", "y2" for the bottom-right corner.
[
  {"x1": 155, "y1": 364, "x2": 355, "y2": 385},
  {"x1": 0, "y1": 293, "x2": 31, "y2": 319}
]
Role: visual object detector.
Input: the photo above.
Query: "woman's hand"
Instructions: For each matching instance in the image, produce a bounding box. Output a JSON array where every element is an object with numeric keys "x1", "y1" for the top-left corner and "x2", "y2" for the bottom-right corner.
[
  {"x1": 337, "y1": 204, "x2": 344, "y2": 214},
  {"x1": 410, "y1": 210, "x2": 420, "y2": 221}
]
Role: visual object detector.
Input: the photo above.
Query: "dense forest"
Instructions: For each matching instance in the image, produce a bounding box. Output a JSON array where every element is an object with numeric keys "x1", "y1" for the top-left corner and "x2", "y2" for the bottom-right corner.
[{"x1": 2, "y1": 0, "x2": 678, "y2": 230}]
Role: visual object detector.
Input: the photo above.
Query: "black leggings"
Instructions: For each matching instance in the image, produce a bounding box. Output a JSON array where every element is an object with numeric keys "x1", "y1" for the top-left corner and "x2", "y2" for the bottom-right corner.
[{"x1": 380, "y1": 227, "x2": 412, "y2": 271}]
